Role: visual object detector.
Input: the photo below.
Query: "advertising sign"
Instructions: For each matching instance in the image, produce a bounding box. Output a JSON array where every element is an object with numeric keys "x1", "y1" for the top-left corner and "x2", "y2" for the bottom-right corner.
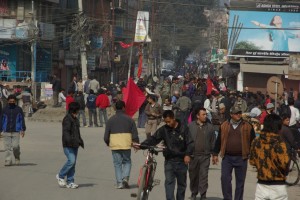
[
  {"x1": 0, "y1": 46, "x2": 17, "y2": 81},
  {"x1": 228, "y1": 2, "x2": 300, "y2": 58},
  {"x1": 289, "y1": 55, "x2": 300, "y2": 71},
  {"x1": 134, "y1": 11, "x2": 151, "y2": 42},
  {"x1": 0, "y1": 19, "x2": 16, "y2": 39},
  {"x1": 210, "y1": 49, "x2": 228, "y2": 64}
]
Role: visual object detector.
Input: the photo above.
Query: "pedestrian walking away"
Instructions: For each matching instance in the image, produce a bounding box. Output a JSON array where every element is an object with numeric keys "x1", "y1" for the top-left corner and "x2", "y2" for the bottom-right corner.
[
  {"x1": 0, "y1": 94, "x2": 26, "y2": 166},
  {"x1": 96, "y1": 89, "x2": 110, "y2": 127},
  {"x1": 56, "y1": 102, "x2": 84, "y2": 189},
  {"x1": 86, "y1": 90, "x2": 99, "y2": 127},
  {"x1": 250, "y1": 114, "x2": 290, "y2": 200},
  {"x1": 104, "y1": 101, "x2": 139, "y2": 189},
  {"x1": 212, "y1": 106, "x2": 255, "y2": 200},
  {"x1": 139, "y1": 110, "x2": 193, "y2": 200},
  {"x1": 188, "y1": 107, "x2": 216, "y2": 200}
]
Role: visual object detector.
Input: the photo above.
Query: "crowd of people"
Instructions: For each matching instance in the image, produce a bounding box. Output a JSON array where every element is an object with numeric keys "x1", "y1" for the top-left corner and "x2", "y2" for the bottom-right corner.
[{"x1": 53, "y1": 71, "x2": 299, "y2": 200}]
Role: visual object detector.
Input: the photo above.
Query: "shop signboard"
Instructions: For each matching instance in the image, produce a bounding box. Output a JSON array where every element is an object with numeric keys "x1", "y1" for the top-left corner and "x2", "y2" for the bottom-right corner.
[
  {"x1": 228, "y1": 2, "x2": 300, "y2": 58},
  {"x1": 0, "y1": 46, "x2": 17, "y2": 81}
]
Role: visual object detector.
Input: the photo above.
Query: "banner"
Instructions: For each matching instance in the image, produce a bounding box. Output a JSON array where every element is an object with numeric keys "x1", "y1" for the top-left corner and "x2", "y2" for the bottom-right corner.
[
  {"x1": 228, "y1": 2, "x2": 300, "y2": 58},
  {"x1": 210, "y1": 49, "x2": 228, "y2": 64},
  {"x1": 122, "y1": 78, "x2": 146, "y2": 117},
  {"x1": 134, "y1": 11, "x2": 151, "y2": 43}
]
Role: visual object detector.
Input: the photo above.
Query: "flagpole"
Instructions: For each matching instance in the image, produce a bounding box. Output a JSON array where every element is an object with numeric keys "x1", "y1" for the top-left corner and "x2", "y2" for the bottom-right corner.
[{"x1": 128, "y1": 45, "x2": 133, "y2": 80}]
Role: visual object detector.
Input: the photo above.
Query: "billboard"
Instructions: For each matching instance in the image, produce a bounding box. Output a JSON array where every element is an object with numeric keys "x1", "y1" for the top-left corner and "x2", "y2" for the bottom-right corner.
[
  {"x1": 210, "y1": 49, "x2": 228, "y2": 64},
  {"x1": 134, "y1": 11, "x2": 151, "y2": 42},
  {"x1": 228, "y1": 2, "x2": 300, "y2": 58},
  {"x1": 0, "y1": 46, "x2": 17, "y2": 81}
]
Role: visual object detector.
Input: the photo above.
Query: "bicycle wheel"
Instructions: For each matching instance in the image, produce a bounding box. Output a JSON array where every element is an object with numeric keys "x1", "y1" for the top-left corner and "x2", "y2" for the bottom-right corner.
[
  {"x1": 286, "y1": 159, "x2": 300, "y2": 186},
  {"x1": 137, "y1": 166, "x2": 149, "y2": 200}
]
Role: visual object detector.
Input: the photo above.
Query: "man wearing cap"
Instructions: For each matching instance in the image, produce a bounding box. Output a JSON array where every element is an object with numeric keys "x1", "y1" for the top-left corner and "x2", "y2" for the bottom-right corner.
[
  {"x1": 212, "y1": 106, "x2": 255, "y2": 200},
  {"x1": 259, "y1": 103, "x2": 274, "y2": 124}
]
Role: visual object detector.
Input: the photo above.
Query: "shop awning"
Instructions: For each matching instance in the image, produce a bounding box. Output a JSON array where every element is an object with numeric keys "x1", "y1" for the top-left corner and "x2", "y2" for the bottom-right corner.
[{"x1": 240, "y1": 63, "x2": 288, "y2": 75}]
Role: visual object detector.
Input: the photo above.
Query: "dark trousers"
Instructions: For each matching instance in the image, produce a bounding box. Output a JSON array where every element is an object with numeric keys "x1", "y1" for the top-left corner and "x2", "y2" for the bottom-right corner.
[
  {"x1": 88, "y1": 109, "x2": 98, "y2": 126},
  {"x1": 138, "y1": 109, "x2": 147, "y2": 128},
  {"x1": 178, "y1": 110, "x2": 189, "y2": 125},
  {"x1": 189, "y1": 155, "x2": 210, "y2": 197},
  {"x1": 221, "y1": 155, "x2": 248, "y2": 200},
  {"x1": 164, "y1": 160, "x2": 188, "y2": 200}
]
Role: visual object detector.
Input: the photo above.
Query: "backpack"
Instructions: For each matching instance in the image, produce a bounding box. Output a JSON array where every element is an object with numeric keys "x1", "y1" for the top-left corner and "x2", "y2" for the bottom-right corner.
[{"x1": 86, "y1": 95, "x2": 96, "y2": 108}]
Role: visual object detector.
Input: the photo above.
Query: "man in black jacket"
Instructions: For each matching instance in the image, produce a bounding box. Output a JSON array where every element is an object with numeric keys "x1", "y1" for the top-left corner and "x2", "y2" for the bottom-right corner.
[
  {"x1": 138, "y1": 110, "x2": 193, "y2": 200},
  {"x1": 56, "y1": 102, "x2": 84, "y2": 189},
  {"x1": 51, "y1": 75, "x2": 61, "y2": 107},
  {"x1": 0, "y1": 95, "x2": 26, "y2": 166}
]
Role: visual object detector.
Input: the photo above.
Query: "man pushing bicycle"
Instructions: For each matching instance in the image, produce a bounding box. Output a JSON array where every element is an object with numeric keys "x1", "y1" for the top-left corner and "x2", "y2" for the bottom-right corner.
[{"x1": 135, "y1": 110, "x2": 194, "y2": 200}]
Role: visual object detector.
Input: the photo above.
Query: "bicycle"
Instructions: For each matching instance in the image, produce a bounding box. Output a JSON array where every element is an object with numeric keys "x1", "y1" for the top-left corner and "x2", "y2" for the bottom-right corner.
[
  {"x1": 132, "y1": 144, "x2": 164, "y2": 200},
  {"x1": 286, "y1": 149, "x2": 300, "y2": 186}
]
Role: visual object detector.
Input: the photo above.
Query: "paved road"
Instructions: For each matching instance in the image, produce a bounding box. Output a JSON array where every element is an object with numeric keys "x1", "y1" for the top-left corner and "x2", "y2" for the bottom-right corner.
[{"x1": 0, "y1": 121, "x2": 300, "y2": 200}]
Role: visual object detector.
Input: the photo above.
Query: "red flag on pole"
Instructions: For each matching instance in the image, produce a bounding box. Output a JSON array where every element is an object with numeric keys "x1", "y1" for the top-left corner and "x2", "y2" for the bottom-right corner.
[
  {"x1": 137, "y1": 55, "x2": 143, "y2": 78},
  {"x1": 206, "y1": 78, "x2": 218, "y2": 95},
  {"x1": 122, "y1": 78, "x2": 146, "y2": 117},
  {"x1": 119, "y1": 41, "x2": 133, "y2": 49}
]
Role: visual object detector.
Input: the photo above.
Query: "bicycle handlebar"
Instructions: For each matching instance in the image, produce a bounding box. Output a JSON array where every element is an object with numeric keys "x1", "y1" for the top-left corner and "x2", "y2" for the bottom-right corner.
[{"x1": 136, "y1": 144, "x2": 165, "y2": 154}]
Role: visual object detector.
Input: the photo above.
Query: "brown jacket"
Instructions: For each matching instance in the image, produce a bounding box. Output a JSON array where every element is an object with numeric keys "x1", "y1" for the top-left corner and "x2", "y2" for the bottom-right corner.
[{"x1": 213, "y1": 120, "x2": 255, "y2": 159}]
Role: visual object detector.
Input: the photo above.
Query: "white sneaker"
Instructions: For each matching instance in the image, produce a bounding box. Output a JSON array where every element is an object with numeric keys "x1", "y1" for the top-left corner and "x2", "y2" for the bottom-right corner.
[
  {"x1": 66, "y1": 182, "x2": 79, "y2": 189},
  {"x1": 56, "y1": 174, "x2": 66, "y2": 187}
]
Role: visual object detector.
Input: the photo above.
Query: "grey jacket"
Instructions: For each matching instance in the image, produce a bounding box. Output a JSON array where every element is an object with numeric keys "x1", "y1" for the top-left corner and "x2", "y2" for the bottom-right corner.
[
  {"x1": 188, "y1": 121, "x2": 216, "y2": 156},
  {"x1": 176, "y1": 96, "x2": 191, "y2": 112}
]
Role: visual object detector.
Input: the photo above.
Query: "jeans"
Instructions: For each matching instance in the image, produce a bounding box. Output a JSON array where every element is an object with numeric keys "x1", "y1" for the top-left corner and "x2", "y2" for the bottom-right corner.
[
  {"x1": 78, "y1": 109, "x2": 87, "y2": 126},
  {"x1": 98, "y1": 108, "x2": 108, "y2": 126},
  {"x1": 221, "y1": 155, "x2": 248, "y2": 200},
  {"x1": 59, "y1": 147, "x2": 78, "y2": 184},
  {"x1": 88, "y1": 109, "x2": 98, "y2": 126},
  {"x1": 164, "y1": 160, "x2": 188, "y2": 200},
  {"x1": 138, "y1": 109, "x2": 147, "y2": 128},
  {"x1": 2, "y1": 132, "x2": 20, "y2": 162},
  {"x1": 112, "y1": 150, "x2": 132, "y2": 184}
]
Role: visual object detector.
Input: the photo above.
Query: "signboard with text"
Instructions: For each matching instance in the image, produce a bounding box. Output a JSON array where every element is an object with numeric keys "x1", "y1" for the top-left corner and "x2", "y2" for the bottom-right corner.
[{"x1": 228, "y1": 2, "x2": 300, "y2": 58}]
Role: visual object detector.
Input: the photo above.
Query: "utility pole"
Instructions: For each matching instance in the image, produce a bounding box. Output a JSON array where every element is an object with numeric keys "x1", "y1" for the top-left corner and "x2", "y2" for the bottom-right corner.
[
  {"x1": 78, "y1": 0, "x2": 88, "y2": 81},
  {"x1": 31, "y1": 0, "x2": 37, "y2": 100}
]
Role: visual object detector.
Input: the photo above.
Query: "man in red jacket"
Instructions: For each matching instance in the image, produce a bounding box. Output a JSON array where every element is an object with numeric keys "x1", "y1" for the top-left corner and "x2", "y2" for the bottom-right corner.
[
  {"x1": 96, "y1": 89, "x2": 110, "y2": 127},
  {"x1": 66, "y1": 89, "x2": 75, "y2": 115}
]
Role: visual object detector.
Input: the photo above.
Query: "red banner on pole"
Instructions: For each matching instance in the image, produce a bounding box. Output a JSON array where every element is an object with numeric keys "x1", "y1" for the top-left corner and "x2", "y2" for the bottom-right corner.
[
  {"x1": 137, "y1": 55, "x2": 143, "y2": 78},
  {"x1": 122, "y1": 78, "x2": 146, "y2": 117}
]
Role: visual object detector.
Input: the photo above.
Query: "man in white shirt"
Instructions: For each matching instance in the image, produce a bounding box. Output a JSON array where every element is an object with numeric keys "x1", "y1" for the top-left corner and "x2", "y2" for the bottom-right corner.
[
  {"x1": 288, "y1": 98, "x2": 300, "y2": 127},
  {"x1": 58, "y1": 89, "x2": 66, "y2": 107},
  {"x1": 204, "y1": 94, "x2": 213, "y2": 120}
]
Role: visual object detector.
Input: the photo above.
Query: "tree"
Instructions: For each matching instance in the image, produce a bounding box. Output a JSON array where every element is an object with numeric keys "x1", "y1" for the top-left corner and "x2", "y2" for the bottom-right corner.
[{"x1": 235, "y1": 41, "x2": 262, "y2": 50}]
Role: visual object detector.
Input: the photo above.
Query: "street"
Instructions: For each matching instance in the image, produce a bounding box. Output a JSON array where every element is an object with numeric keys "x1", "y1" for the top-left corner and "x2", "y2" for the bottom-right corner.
[{"x1": 0, "y1": 121, "x2": 300, "y2": 200}]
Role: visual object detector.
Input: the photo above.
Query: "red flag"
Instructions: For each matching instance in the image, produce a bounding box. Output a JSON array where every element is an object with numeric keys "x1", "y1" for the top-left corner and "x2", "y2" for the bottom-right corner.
[
  {"x1": 137, "y1": 55, "x2": 143, "y2": 78},
  {"x1": 119, "y1": 41, "x2": 133, "y2": 49},
  {"x1": 122, "y1": 78, "x2": 146, "y2": 117},
  {"x1": 206, "y1": 78, "x2": 218, "y2": 95}
]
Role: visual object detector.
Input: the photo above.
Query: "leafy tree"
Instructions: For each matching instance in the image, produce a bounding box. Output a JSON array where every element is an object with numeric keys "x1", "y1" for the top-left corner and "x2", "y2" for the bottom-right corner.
[{"x1": 234, "y1": 41, "x2": 262, "y2": 50}]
